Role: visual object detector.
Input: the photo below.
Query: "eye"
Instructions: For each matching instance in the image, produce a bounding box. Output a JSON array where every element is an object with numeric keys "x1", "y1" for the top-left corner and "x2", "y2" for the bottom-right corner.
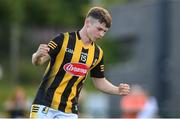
[
  {"x1": 97, "y1": 27, "x2": 108, "y2": 32},
  {"x1": 97, "y1": 27, "x2": 103, "y2": 31},
  {"x1": 97, "y1": 27, "x2": 105, "y2": 32}
]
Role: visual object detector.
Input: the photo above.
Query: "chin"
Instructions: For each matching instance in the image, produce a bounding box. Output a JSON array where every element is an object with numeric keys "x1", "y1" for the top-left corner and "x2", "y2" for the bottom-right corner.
[{"x1": 91, "y1": 39, "x2": 97, "y2": 42}]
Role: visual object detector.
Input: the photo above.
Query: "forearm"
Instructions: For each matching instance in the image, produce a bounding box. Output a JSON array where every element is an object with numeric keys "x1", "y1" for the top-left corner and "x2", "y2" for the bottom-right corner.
[
  {"x1": 32, "y1": 53, "x2": 49, "y2": 66},
  {"x1": 93, "y1": 78, "x2": 119, "y2": 95}
]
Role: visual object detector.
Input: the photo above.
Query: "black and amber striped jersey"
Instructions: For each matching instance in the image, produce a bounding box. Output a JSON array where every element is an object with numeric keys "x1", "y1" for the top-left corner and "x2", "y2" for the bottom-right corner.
[{"x1": 33, "y1": 31, "x2": 104, "y2": 114}]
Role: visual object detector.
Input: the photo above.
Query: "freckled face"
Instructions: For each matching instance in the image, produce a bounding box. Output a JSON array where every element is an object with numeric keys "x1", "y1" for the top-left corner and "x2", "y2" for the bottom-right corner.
[{"x1": 86, "y1": 18, "x2": 108, "y2": 42}]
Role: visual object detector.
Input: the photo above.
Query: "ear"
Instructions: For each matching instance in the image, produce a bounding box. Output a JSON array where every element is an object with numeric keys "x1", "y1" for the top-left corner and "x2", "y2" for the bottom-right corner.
[{"x1": 85, "y1": 18, "x2": 91, "y2": 27}]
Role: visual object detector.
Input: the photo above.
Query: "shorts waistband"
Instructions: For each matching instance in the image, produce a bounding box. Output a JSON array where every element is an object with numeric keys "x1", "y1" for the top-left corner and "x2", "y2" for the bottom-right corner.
[{"x1": 31, "y1": 104, "x2": 50, "y2": 114}]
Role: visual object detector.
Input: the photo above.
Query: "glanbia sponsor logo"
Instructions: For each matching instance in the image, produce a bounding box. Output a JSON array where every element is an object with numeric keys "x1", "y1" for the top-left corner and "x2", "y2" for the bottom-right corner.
[{"x1": 63, "y1": 63, "x2": 89, "y2": 76}]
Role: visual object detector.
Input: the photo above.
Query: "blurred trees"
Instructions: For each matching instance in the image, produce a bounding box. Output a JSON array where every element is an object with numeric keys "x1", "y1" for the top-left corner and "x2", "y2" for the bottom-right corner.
[
  {"x1": 0, "y1": 0, "x2": 89, "y2": 84},
  {"x1": 0, "y1": 0, "x2": 89, "y2": 26},
  {"x1": 0, "y1": 0, "x2": 90, "y2": 56},
  {"x1": 24, "y1": 0, "x2": 89, "y2": 27}
]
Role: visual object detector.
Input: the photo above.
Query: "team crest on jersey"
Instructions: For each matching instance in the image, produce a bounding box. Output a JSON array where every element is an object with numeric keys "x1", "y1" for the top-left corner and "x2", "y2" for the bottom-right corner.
[{"x1": 63, "y1": 63, "x2": 89, "y2": 77}]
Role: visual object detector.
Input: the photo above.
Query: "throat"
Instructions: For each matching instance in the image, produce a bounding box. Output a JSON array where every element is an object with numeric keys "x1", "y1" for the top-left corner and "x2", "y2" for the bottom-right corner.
[
  {"x1": 82, "y1": 38, "x2": 92, "y2": 46},
  {"x1": 79, "y1": 29, "x2": 92, "y2": 46}
]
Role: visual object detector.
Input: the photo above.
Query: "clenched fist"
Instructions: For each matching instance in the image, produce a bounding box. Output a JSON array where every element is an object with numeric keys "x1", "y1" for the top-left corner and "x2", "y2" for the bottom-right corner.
[
  {"x1": 36, "y1": 44, "x2": 50, "y2": 57},
  {"x1": 32, "y1": 44, "x2": 50, "y2": 65},
  {"x1": 118, "y1": 83, "x2": 130, "y2": 96}
]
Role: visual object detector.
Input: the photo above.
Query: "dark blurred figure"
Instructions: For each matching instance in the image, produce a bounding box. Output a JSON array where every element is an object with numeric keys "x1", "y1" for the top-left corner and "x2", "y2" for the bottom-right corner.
[{"x1": 4, "y1": 86, "x2": 28, "y2": 118}]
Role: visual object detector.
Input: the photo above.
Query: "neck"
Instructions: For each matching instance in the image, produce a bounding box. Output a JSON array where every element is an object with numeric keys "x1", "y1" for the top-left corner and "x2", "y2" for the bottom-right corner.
[{"x1": 79, "y1": 27, "x2": 92, "y2": 46}]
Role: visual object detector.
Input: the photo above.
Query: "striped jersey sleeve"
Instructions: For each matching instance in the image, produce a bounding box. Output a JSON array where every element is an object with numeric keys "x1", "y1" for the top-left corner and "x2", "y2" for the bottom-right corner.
[
  {"x1": 48, "y1": 33, "x2": 64, "y2": 57},
  {"x1": 90, "y1": 53, "x2": 105, "y2": 78}
]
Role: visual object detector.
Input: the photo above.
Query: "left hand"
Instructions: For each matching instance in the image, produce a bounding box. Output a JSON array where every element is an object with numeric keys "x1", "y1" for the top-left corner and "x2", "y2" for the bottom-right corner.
[{"x1": 118, "y1": 83, "x2": 130, "y2": 96}]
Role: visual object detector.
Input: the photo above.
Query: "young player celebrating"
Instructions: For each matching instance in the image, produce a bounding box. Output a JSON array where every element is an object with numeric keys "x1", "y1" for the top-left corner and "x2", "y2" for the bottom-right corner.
[{"x1": 30, "y1": 6, "x2": 130, "y2": 119}]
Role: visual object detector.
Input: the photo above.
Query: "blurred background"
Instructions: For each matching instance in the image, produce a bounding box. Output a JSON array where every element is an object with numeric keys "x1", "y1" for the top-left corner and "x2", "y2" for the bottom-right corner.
[{"x1": 0, "y1": 0, "x2": 180, "y2": 118}]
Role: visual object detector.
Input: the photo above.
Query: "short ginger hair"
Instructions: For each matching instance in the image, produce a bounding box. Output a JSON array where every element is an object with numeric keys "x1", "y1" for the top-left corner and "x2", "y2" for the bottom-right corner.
[{"x1": 86, "y1": 7, "x2": 112, "y2": 28}]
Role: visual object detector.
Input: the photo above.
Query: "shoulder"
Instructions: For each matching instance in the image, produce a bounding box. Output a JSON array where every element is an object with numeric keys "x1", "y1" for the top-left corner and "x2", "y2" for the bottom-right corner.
[
  {"x1": 52, "y1": 32, "x2": 64, "y2": 40},
  {"x1": 94, "y1": 43, "x2": 103, "y2": 54},
  {"x1": 52, "y1": 31, "x2": 77, "y2": 44},
  {"x1": 53, "y1": 32, "x2": 69, "y2": 42}
]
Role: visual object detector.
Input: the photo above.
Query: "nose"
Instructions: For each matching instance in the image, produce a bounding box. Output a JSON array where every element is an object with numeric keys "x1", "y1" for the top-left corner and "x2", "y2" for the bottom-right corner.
[{"x1": 100, "y1": 31, "x2": 105, "y2": 37}]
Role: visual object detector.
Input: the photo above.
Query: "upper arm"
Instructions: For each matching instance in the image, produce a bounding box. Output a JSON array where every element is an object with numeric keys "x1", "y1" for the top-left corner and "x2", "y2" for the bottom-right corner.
[
  {"x1": 90, "y1": 56, "x2": 105, "y2": 78},
  {"x1": 32, "y1": 53, "x2": 50, "y2": 66},
  {"x1": 47, "y1": 33, "x2": 64, "y2": 57},
  {"x1": 92, "y1": 77, "x2": 106, "y2": 84},
  {"x1": 92, "y1": 77, "x2": 108, "y2": 90},
  {"x1": 40, "y1": 55, "x2": 50, "y2": 64},
  {"x1": 32, "y1": 33, "x2": 64, "y2": 66}
]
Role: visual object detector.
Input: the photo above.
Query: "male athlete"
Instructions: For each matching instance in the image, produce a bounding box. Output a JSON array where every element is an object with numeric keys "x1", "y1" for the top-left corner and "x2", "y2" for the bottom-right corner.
[{"x1": 30, "y1": 7, "x2": 130, "y2": 119}]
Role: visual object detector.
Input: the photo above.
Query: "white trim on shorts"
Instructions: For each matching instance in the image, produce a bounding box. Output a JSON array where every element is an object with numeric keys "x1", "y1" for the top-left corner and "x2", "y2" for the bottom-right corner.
[{"x1": 30, "y1": 104, "x2": 78, "y2": 119}]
